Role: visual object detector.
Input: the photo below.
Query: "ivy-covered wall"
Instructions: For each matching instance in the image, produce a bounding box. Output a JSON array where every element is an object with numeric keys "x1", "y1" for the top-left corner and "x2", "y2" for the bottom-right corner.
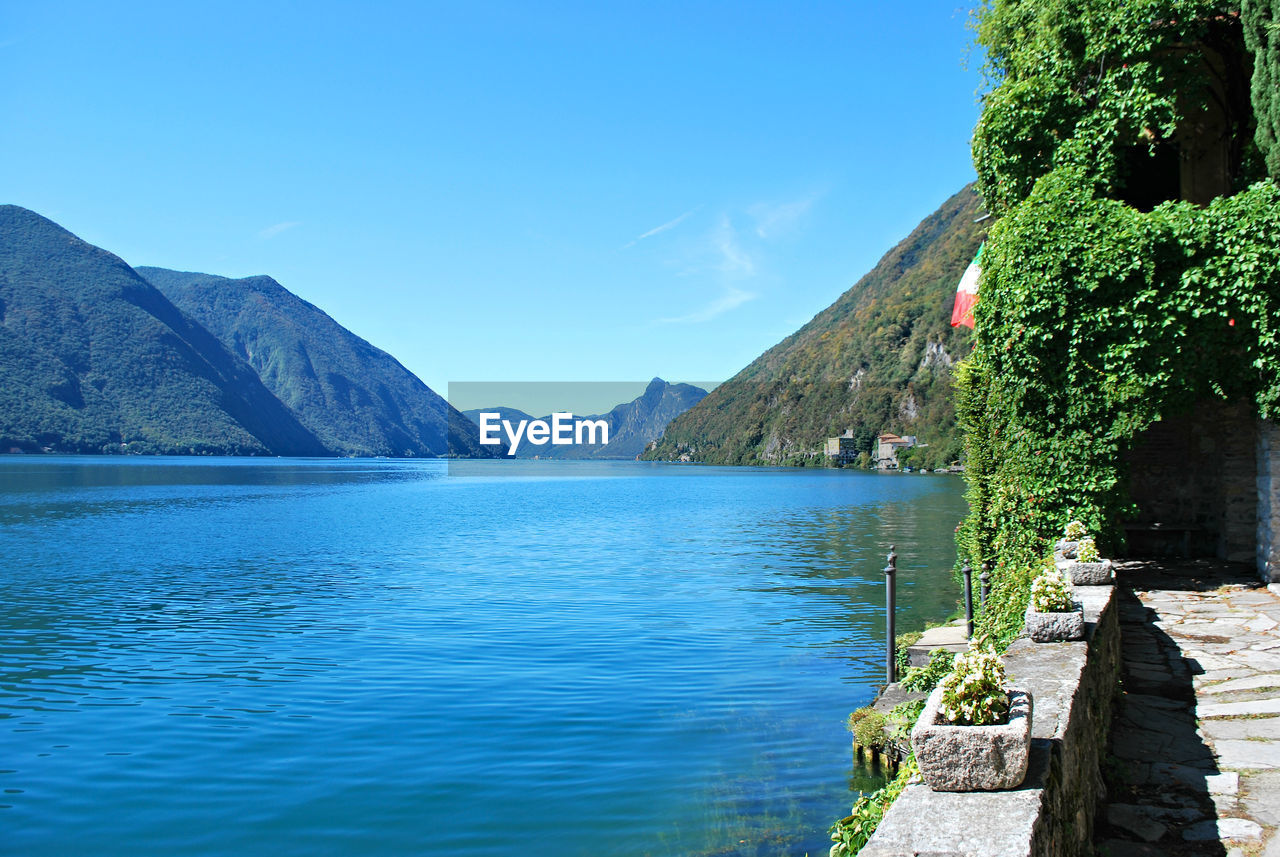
[
  {"x1": 959, "y1": 0, "x2": 1280, "y2": 643},
  {"x1": 1244, "y1": 0, "x2": 1280, "y2": 179}
]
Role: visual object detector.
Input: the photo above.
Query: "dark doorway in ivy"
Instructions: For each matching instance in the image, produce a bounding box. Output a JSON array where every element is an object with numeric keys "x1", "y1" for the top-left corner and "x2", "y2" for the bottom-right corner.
[{"x1": 1121, "y1": 400, "x2": 1257, "y2": 562}]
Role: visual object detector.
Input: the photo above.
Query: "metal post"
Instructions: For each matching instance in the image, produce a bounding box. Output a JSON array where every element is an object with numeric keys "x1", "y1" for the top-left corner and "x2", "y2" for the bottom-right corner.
[
  {"x1": 963, "y1": 560, "x2": 974, "y2": 639},
  {"x1": 885, "y1": 545, "x2": 897, "y2": 684},
  {"x1": 980, "y1": 562, "x2": 991, "y2": 611}
]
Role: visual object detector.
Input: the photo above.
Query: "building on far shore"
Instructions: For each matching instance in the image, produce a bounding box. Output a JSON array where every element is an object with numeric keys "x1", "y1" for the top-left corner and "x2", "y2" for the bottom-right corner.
[
  {"x1": 876, "y1": 433, "x2": 917, "y2": 469},
  {"x1": 824, "y1": 430, "x2": 860, "y2": 464}
]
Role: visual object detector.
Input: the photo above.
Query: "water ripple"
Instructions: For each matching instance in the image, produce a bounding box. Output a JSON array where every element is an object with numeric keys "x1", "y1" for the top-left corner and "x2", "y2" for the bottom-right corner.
[{"x1": 1, "y1": 457, "x2": 966, "y2": 857}]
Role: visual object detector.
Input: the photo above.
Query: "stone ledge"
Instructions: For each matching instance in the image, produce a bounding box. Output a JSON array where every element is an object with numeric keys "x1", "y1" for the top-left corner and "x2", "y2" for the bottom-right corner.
[
  {"x1": 907, "y1": 621, "x2": 969, "y2": 667},
  {"x1": 860, "y1": 586, "x2": 1119, "y2": 857}
]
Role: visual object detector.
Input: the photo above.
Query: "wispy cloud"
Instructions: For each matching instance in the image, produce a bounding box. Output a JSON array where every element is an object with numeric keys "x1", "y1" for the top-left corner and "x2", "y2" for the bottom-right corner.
[
  {"x1": 711, "y1": 216, "x2": 755, "y2": 277},
  {"x1": 648, "y1": 197, "x2": 811, "y2": 324},
  {"x1": 747, "y1": 195, "x2": 816, "y2": 239},
  {"x1": 257, "y1": 221, "x2": 301, "y2": 240},
  {"x1": 622, "y1": 207, "x2": 700, "y2": 248},
  {"x1": 658, "y1": 285, "x2": 756, "y2": 324}
]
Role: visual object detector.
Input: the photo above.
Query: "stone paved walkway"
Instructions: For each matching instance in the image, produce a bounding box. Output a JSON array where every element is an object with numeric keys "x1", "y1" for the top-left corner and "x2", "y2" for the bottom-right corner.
[{"x1": 1095, "y1": 560, "x2": 1280, "y2": 857}]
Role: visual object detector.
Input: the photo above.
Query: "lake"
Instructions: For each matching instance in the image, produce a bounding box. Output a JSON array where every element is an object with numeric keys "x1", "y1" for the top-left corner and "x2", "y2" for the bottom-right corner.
[{"x1": 0, "y1": 457, "x2": 967, "y2": 856}]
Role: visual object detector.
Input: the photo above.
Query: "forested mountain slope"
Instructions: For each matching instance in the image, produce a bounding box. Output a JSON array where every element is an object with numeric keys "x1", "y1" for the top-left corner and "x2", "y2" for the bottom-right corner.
[
  {"x1": 643, "y1": 185, "x2": 986, "y2": 467},
  {"x1": 140, "y1": 267, "x2": 492, "y2": 458},
  {"x1": 0, "y1": 206, "x2": 327, "y2": 455}
]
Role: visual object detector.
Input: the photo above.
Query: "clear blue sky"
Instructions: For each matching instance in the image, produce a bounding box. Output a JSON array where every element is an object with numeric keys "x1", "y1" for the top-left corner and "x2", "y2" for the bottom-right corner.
[{"x1": 2, "y1": 2, "x2": 984, "y2": 407}]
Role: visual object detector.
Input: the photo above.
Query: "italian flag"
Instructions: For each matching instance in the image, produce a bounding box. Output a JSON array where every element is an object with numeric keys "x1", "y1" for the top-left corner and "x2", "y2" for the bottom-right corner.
[{"x1": 950, "y1": 243, "x2": 983, "y2": 329}]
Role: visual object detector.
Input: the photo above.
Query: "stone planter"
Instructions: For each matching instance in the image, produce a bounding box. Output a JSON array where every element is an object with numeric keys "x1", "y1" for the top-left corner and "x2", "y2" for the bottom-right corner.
[
  {"x1": 1056, "y1": 558, "x2": 1113, "y2": 585},
  {"x1": 1054, "y1": 538, "x2": 1079, "y2": 559},
  {"x1": 911, "y1": 685, "x2": 1033, "y2": 792},
  {"x1": 1025, "y1": 603, "x2": 1085, "y2": 642}
]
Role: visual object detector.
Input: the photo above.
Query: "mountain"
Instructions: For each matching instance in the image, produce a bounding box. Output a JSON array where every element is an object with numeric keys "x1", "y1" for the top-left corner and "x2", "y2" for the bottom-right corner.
[
  {"x1": 464, "y1": 378, "x2": 707, "y2": 459},
  {"x1": 138, "y1": 267, "x2": 493, "y2": 458},
  {"x1": 596, "y1": 378, "x2": 707, "y2": 459},
  {"x1": 643, "y1": 185, "x2": 987, "y2": 467},
  {"x1": 0, "y1": 205, "x2": 328, "y2": 456}
]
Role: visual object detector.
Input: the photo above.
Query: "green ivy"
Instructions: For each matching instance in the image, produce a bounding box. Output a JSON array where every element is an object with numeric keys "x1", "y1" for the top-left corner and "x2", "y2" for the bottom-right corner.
[
  {"x1": 972, "y1": 0, "x2": 1258, "y2": 212},
  {"x1": 899, "y1": 648, "x2": 957, "y2": 693},
  {"x1": 1244, "y1": 0, "x2": 1280, "y2": 179},
  {"x1": 827, "y1": 4, "x2": 1280, "y2": 846},
  {"x1": 960, "y1": 0, "x2": 1280, "y2": 644},
  {"x1": 894, "y1": 631, "x2": 924, "y2": 676},
  {"x1": 829, "y1": 756, "x2": 919, "y2": 856},
  {"x1": 886, "y1": 699, "x2": 926, "y2": 744}
]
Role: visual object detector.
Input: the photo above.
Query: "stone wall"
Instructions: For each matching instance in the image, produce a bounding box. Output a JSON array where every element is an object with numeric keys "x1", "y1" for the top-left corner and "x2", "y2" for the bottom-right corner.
[
  {"x1": 1124, "y1": 401, "x2": 1257, "y2": 561},
  {"x1": 1260, "y1": 420, "x2": 1280, "y2": 583},
  {"x1": 860, "y1": 586, "x2": 1120, "y2": 857}
]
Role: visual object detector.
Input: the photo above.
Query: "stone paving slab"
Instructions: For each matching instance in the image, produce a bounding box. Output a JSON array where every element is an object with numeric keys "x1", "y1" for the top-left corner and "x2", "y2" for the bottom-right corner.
[
  {"x1": 1184, "y1": 817, "x2": 1264, "y2": 841},
  {"x1": 1240, "y1": 770, "x2": 1280, "y2": 826},
  {"x1": 1198, "y1": 696, "x2": 1280, "y2": 718},
  {"x1": 1095, "y1": 559, "x2": 1280, "y2": 856},
  {"x1": 1200, "y1": 716, "x2": 1280, "y2": 741},
  {"x1": 1212, "y1": 739, "x2": 1280, "y2": 769},
  {"x1": 1201, "y1": 675, "x2": 1280, "y2": 694},
  {"x1": 904, "y1": 620, "x2": 968, "y2": 667}
]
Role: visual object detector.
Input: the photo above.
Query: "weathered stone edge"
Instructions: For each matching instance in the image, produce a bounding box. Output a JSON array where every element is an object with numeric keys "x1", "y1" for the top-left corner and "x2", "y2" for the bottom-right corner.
[{"x1": 860, "y1": 585, "x2": 1118, "y2": 857}]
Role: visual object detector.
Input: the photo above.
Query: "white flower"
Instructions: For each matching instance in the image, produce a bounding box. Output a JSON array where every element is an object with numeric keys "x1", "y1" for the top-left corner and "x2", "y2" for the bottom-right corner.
[
  {"x1": 1031, "y1": 567, "x2": 1074, "y2": 613},
  {"x1": 937, "y1": 637, "x2": 1009, "y2": 726}
]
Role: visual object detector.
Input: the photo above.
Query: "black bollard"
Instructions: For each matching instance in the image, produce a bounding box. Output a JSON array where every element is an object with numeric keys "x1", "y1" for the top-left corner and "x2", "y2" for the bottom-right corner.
[
  {"x1": 885, "y1": 545, "x2": 897, "y2": 684},
  {"x1": 963, "y1": 560, "x2": 974, "y2": 639}
]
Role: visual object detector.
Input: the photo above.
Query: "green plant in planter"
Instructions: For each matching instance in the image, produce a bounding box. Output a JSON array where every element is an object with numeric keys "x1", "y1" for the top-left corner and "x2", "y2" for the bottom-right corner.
[
  {"x1": 1076, "y1": 537, "x2": 1100, "y2": 564},
  {"x1": 1064, "y1": 520, "x2": 1087, "y2": 541},
  {"x1": 1030, "y1": 566, "x2": 1075, "y2": 613},
  {"x1": 1026, "y1": 561, "x2": 1086, "y2": 642},
  {"x1": 937, "y1": 637, "x2": 1009, "y2": 726}
]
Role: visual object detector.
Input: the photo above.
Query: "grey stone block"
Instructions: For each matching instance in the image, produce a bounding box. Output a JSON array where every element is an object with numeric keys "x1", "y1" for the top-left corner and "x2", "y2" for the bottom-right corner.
[
  {"x1": 912, "y1": 685, "x2": 1033, "y2": 791},
  {"x1": 1025, "y1": 604, "x2": 1085, "y2": 642},
  {"x1": 1060, "y1": 559, "x2": 1113, "y2": 585}
]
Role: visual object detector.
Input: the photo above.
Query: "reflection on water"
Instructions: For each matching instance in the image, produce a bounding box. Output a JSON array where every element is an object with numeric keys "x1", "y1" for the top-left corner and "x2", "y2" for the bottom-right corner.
[{"x1": 0, "y1": 457, "x2": 966, "y2": 857}]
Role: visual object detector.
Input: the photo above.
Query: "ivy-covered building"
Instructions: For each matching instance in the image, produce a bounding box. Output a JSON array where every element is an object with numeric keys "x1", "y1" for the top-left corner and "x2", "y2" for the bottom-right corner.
[{"x1": 958, "y1": 0, "x2": 1280, "y2": 641}]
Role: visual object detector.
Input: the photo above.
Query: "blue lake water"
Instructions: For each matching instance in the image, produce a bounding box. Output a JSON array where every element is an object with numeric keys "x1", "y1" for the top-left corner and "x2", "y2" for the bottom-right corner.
[{"x1": 0, "y1": 457, "x2": 967, "y2": 856}]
